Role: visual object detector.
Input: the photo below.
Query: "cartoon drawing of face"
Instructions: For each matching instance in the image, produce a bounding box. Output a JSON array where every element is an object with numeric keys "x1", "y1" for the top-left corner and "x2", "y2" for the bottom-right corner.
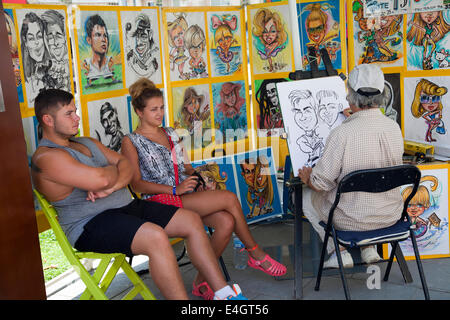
[
  {"x1": 293, "y1": 98, "x2": 317, "y2": 132},
  {"x1": 262, "y1": 18, "x2": 277, "y2": 45},
  {"x1": 88, "y1": 25, "x2": 108, "y2": 56},
  {"x1": 420, "y1": 91, "x2": 441, "y2": 112},
  {"x1": 25, "y1": 21, "x2": 45, "y2": 62},
  {"x1": 318, "y1": 95, "x2": 341, "y2": 127},
  {"x1": 135, "y1": 28, "x2": 150, "y2": 57},
  {"x1": 407, "y1": 203, "x2": 426, "y2": 219},
  {"x1": 186, "y1": 97, "x2": 200, "y2": 114},
  {"x1": 241, "y1": 162, "x2": 256, "y2": 187},
  {"x1": 188, "y1": 43, "x2": 203, "y2": 60},
  {"x1": 307, "y1": 19, "x2": 325, "y2": 44},
  {"x1": 419, "y1": 11, "x2": 439, "y2": 25},
  {"x1": 170, "y1": 25, "x2": 184, "y2": 47},
  {"x1": 266, "y1": 82, "x2": 279, "y2": 107},
  {"x1": 46, "y1": 23, "x2": 66, "y2": 61}
]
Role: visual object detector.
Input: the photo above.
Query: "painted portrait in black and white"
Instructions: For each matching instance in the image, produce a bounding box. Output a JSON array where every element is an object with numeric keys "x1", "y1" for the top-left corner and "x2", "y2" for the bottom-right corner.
[
  {"x1": 16, "y1": 8, "x2": 71, "y2": 106},
  {"x1": 121, "y1": 9, "x2": 162, "y2": 87}
]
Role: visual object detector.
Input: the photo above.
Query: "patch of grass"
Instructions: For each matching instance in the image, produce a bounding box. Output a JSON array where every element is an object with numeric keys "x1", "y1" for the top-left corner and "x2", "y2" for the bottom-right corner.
[{"x1": 39, "y1": 230, "x2": 71, "y2": 282}]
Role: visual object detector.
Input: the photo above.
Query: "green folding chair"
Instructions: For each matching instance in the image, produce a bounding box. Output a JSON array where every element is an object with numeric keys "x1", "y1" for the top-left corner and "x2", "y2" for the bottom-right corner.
[{"x1": 34, "y1": 189, "x2": 156, "y2": 300}]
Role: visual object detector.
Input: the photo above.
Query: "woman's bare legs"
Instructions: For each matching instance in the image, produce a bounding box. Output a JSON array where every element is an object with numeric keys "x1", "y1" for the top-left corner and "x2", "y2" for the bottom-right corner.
[
  {"x1": 191, "y1": 210, "x2": 234, "y2": 289},
  {"x1": 182, "y1": 190, "x2": 274, "y2": 270},
  {"x1": 131, "y1": 222, "x2": 188, "y2": 300},
  {"x1": 164, "y1": 208, "x2": 229, "y2": 292}
]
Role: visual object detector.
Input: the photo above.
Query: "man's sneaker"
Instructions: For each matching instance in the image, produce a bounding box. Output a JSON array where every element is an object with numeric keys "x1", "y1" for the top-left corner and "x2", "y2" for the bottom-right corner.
[
  {"x1": 323, "y1": 250, "x2": 354, "y2": 269},
  {"x1": 225, "y1": 284, "x2": 248, "y2": 300}
]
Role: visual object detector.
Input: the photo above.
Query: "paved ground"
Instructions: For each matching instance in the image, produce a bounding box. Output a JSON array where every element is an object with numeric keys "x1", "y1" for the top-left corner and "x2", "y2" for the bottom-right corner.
[{"x1": 46, "y1": 219, "x2": 450, "y2": 301}]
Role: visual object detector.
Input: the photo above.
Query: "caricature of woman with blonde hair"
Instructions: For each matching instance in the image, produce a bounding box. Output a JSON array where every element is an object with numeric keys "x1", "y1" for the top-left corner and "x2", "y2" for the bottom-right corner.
[
  {"x1": 246, "y1": 156, "x2": 274, "y2": 218},
  {"x1": 212, "y1": 14, "x2": 238, "y2": 74},
  {"x1": 402, "y1": 176, "x2": 438, "y2": 238},
  {"x1": 195, "y1": 162, "x2": 228, "y2": 191},
  {"x1": 302, "y1": 3, "x2": 339, "y2": 67},
  {"x1": 252, "y1": 8, "x2": 288, "y2": 72},
  {"x1": 407, "y1": 11, "x2": 450, "y2": 70},
  {"x1": 167, "y1": 13, "x2": 189, "y2": 80},
  {"x1": 411, "y1": 78, "x2": 447, "y2": 142}
]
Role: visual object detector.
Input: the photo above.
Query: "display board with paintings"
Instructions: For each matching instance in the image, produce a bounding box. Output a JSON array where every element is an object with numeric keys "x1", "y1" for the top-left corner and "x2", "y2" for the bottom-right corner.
[
  {"x1": 72, "y1": 6, "x2": 165, "y2": 153},
  {"x1": 162, "y1": 6, "x2": 250, "y2": 159}
]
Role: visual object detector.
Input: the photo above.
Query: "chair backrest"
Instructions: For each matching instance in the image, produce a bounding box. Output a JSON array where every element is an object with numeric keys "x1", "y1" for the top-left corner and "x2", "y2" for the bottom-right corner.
[{"x1": 328, "y1": 165, "x2": 421, "y2": 226}]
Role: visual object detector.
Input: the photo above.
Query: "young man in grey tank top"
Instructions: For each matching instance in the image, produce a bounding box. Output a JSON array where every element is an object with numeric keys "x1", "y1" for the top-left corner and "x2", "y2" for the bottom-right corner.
[{"x1": 31, "y1": 89, "x2": 247, "y2": 300}]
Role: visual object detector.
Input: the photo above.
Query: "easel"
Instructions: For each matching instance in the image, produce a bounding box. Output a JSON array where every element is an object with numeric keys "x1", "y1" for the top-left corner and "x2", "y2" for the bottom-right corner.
[
  {"x1": 287, "y1": 46, "x2": 344, "y2": 299},
  {"x1": 287, "y1": 47, "x2": 413, "y2": 300}
]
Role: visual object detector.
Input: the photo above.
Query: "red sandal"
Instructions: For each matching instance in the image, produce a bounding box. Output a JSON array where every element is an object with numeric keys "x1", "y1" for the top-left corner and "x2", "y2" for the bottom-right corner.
[
  {"x1": 192, "y1": 281, "x2": 214, "y2": 300},
  {"x1": 245, "y1": 245, "x2": 287, "y2": 277}
]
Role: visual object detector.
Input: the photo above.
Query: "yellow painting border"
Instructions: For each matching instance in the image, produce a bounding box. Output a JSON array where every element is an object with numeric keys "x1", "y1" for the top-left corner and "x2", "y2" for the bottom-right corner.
[
  {"x1": 4, "y1": 4, "x2": 75, "y2": 118},
  {"x1": 382, "y1": 163, "x2": 450, "y2": 261}
]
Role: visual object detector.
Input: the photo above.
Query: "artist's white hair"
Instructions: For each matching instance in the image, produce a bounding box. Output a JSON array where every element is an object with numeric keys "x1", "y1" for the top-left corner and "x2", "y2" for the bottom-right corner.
[{"x1": 346, "y1": 86, "x2": 389, "y2": 109}]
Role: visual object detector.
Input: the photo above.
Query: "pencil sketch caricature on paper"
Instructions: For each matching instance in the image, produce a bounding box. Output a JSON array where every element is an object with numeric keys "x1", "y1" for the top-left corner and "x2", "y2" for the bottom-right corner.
[
  {"x1": 289, "y1": 90, "x2": 324, "y2": 167},
  {"x1": 277, "y1": 76, "x2": 347, "y2": 173}
]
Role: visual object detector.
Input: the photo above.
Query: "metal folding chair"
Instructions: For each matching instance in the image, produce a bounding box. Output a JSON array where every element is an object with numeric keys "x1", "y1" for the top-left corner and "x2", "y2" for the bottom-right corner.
[{"x1": 314, "y1": 165, "x2": 430, "y2": 300}]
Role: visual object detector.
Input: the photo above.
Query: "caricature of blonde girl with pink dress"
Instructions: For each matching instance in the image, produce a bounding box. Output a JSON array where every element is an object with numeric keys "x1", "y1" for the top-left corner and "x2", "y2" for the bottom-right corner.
[
  {"x1": 402, "y1": 176, "x2": 438, "y2": 238},
  {"x1": 411, "y1": 78, "x2": 447, "y2": 143}
]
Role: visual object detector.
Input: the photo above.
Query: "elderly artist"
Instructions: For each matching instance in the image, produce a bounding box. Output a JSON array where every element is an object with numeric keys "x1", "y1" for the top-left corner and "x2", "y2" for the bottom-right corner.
[{"x1": 298, "y1": 64, "x2": 404, "y2": 268}]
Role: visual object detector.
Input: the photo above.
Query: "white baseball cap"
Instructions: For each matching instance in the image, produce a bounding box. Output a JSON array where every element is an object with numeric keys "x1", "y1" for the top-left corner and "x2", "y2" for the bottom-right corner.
[{"x1": 348, "y1": 64, "x2": 385, "y2": 96}]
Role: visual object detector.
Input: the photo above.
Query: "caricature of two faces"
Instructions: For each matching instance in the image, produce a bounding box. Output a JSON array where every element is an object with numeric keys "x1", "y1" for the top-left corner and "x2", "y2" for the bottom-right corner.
[{"x1": 289, "y1": 89, "x2": 343, "y2": 166}]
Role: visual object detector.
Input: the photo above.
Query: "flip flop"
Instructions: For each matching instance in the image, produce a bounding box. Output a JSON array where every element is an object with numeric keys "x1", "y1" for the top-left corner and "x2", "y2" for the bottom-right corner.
[{"x1": 192, "y1": 281, "x2": 214, "y2": 300}]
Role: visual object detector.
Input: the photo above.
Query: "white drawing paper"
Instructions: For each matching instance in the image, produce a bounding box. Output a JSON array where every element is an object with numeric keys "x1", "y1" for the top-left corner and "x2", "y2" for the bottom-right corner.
[{"x1": 277, "y1": 76, "x2": 348, "y2": 174}]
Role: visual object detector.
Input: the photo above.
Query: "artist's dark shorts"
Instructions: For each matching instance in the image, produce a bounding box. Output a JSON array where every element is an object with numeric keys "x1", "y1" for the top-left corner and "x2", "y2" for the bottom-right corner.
[{"x1": 74, "y1": 199, "x2": 179, "y2": 257}]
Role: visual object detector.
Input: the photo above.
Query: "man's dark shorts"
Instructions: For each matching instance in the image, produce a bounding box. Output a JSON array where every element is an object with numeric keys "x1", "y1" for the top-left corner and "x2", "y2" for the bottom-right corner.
[{"x1": 74, "y1": 199, "x2": 179, "y2": 256}]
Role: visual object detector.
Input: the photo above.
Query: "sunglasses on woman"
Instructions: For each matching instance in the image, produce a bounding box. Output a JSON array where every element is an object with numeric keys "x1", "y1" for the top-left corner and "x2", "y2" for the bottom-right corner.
[{"x1": 420, "y1": 94, "x2": 441, "y2": 104}]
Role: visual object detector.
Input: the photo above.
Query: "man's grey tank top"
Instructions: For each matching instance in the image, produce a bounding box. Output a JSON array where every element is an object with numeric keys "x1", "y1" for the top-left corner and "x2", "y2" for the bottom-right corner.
[{"x1": 38, "y1": 137, "x2": 132, "y2": 247}]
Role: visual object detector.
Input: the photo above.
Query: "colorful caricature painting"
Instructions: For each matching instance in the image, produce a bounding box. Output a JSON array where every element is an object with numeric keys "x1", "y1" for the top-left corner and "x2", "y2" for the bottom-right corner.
[
  {"x1": 76, "y1": 10, "x2": 123, "y2": 95},
  {"x1": 350, "y1": 0, "x2": 404, "y2": 68},
  {"x1": 390, "y1": 166, "x2": 450, "y2": 260},
  {"x1": 404, "y1": 76, "x2": 449, "y2": 147},
  {"x1": 172, "y1": 84, "x2": 211, "y2": 148},
  {"x1": 4, "y1": 8, "x2": 24, "y2": 104},
  {"x1": 121, "y1": 9, "x2": 162, "y2": 87},
  {"x1": 86, "y1": 95, "x2": 130, "y2": 152},
  {"x1": 235, "y1": 148, "x2": 283, "y2": 223},
  {"x1": 254, "y1": 78, "x2": 287, "y2": 137},
  {"x1": 212, "y1": 80, "x2": 248, "y2": 143},
  {"x1": 207, "y1": 11, "x2": 243, "y2": 77},
  {"x1": 406, "y1": 10, "x2": 450, "y2": 71},
  {"x1": 249, "y1": 4, "x2": 293, "y2": 75},
  {"x1": 298, "y1": 1, "x2": 342, "y2": 70},
  {"x1": 15, "y1": 8, "x2": 72, "y2": 106},
  {"x1": 191, "y1": 147, "x2": 283, "y2": 224},
  {"x1": 277, "y1": 76, "x2": 347, "y2": 172},
  {"x1": 166, "y1": 12, "x2": 208, "y2": 81}
]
